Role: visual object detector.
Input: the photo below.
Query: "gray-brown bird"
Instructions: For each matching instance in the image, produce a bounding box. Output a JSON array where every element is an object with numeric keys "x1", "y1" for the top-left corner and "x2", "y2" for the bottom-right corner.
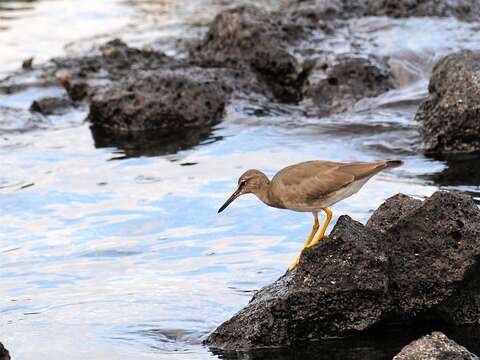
[{"x1": 218, "y1": 160, "x2": 403, "y2": 270}]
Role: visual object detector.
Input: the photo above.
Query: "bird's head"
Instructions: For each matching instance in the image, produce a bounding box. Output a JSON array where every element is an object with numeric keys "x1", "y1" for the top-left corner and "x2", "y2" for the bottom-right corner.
[{"x1": 218, "y1": 169, "x2": 269, "y2": 213}]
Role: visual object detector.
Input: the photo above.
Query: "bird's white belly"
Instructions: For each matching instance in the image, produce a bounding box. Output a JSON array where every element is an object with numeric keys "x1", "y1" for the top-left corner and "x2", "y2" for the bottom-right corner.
[{"x1": 293, "y1": 176, "x2": 373, "y2": 212}]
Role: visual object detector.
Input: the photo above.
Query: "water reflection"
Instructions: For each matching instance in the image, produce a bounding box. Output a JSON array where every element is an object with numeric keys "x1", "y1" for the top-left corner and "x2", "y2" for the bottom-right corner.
[
  {"x1": 426, "y1": 153, "x2": 480, "y2": 187},
  {"x1": 90, "y1": 125, "x2": 222, "y2": 159}
]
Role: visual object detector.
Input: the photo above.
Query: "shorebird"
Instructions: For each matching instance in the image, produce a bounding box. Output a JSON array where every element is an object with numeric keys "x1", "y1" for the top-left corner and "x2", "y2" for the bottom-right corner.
[{"x1": 218, "y1": 160, "x2": 403, "y2": 271}]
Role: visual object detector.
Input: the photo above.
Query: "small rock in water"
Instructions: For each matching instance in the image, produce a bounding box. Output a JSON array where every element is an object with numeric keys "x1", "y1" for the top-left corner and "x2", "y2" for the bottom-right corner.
[
  {"x1": 30, "y1": 96, "x2": 73, "y2": 115},
  {"x1": 393, "y1": 332, "x2": 479, "y2": 360}
]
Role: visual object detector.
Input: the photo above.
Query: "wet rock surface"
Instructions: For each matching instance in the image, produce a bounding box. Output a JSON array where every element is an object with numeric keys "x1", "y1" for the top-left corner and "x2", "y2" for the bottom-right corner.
[
  {"x1": 30, "y1": 96, "x2": 73, "y2": 115},
  {"x1": 190, "y1": 5, "x2": 307, "y2": 102},
  {"x1": 89, "y1": 71, "x2": 230, "y2": 132},
  {"x1": 305, "y1": 54, "x2": 394, "y2": 116},
  {"x1": 205, "y1": 191, "x2": 480, "y2": 351},
  {"x1": 393, "y1": 332, "x2": 479, "y2": 360},
  {"x1": 416, "y1": 51, "x2": 480, "y2": 154},
  {"x1": 284, "y1": 0, "x2": 480, "y2": 21}
]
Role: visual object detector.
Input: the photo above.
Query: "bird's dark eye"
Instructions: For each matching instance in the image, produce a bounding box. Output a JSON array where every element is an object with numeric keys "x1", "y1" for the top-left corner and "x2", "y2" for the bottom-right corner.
[{"x1": 239, "y1": 180, "x2": 247, "y2": 187}]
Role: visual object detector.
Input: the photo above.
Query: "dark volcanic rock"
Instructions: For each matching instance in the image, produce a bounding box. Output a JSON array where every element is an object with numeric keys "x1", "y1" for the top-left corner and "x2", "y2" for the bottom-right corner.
[
  {"x1": 371, "y1": 191, "x2": 480, "y2": 315},
  {"x1": 206, "y1": 216, "x2": 391, "y2": 350},
  {"x1": 393, "y1": 332, "x2": 479, "y2": 360},
  {"x1": 365, "y1": 0, "x2": 480, "y2": 21},
  {"x1": 52, "y1": 39, "x2": 174, "y2": 83},
  {"x1": 0, "y1": 342, "x2": 10, "y2": 360},
  {"x1": 305, "y1": 54, "x2": 394, "y2": 116},
  {"x1": 205, "y1": 191, "x2": 480, "y2": 351},
  {"x1": 88, "y1": 71, "x2": 230, "y2": 132},
  {"x1": 366, "y1": 193, "x2": 422, "y2": 234},
  {"x1": 191, "y1": 5, "x2": 307, "y2": 102},
  {"x1": 30, "y1": 96, "x2": 73, "y2": 115},
  {"x1": 415, "y1": 51, "x2": 480, "y2": 154},
  {"x1": 285, "y1": 0, "x2": 480, "y2": 21}
]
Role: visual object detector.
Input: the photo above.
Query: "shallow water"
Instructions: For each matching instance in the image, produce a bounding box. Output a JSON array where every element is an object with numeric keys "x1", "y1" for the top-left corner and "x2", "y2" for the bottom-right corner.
[{"x1": 1, "y1": 1, "x2": 480, "y2": 359}]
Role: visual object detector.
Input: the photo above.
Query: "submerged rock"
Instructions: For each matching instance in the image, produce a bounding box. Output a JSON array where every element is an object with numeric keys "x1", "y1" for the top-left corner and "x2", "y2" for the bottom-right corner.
[
  {"x1": 305, "y1": 54, "x2": 394, "y2": 116},
  {"x1": 415, "y1": 51, "x2": 480, "y2": 154},
  {"x1": 30, "y1": 96, "x2": 73, "y2": 115},
  {"x1": 205, "y1": 191, "x2": 480, "y2": 351},
  {"x1": 393, "y1": 332, "x2": 479, "y2": 360}
]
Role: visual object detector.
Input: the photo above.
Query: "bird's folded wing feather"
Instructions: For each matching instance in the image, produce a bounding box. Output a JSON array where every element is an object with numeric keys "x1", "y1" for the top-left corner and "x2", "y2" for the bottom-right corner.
[{"x1": 271, "y1": 161, "x2": 356, "y2": 204}]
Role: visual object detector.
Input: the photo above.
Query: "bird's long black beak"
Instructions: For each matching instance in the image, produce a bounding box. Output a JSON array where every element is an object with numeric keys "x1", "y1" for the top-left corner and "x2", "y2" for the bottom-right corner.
[{"x1": 218, "y1": 188, "x2": 242, "y2": 213}]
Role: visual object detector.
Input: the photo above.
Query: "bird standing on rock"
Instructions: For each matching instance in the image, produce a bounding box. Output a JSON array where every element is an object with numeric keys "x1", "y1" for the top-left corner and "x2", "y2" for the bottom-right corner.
[{"x1": 218, "y1": 160, "x2": 403, "y2": 270}]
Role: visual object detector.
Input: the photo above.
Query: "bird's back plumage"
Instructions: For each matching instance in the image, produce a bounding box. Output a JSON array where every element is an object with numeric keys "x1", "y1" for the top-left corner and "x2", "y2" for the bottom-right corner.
[{"x1": 269, "y1": 160, "x2": 402, "y2": 212}]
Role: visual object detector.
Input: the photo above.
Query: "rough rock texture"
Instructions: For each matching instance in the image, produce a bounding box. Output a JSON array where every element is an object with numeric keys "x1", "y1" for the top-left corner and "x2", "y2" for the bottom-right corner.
[
  {"x1": 393, "y1": 332, "x2": 479, "y2": 360},
  {"x1": 206, "y1": 216, "x2": 391, "y2": 350},
  {"x1": 366, "y1": 193, "x2": 422, "y2": 234},
  {"x1": 30, "y1": 96, "x2": 73, "y2": 115},
  {"x1": 88, "y1": 71, "x2": 230, "y2": 132},
  {"x1": 415, "y1": 51, "x2": 480, "y2": 154},
  {"x1": 305, "y1": 54, "x2": 394, "y2": 116},
  {"x1": 190, "y1": 5, "x2": 308, "y2": 102},
  {"x1": 284, "y1": 0, "x2": 480, "y2": 21},
  {"x1": 205, "y1": 191, "x2": 480, "y2": 351},
  {"x1": 52, "y1": 39, "x2": 174, "y2": 83},
  {"x1": 0, "y1": 343, "x2": 10, "y2": 360},
  {"x1": 364, "y1": 0, "x2": 480, "y2": 21}
]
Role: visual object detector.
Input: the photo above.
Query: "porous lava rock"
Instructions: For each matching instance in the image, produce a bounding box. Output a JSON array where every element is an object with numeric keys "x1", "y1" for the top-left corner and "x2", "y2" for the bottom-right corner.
[
  {"x1": 205, "y1": 216, "x2": 391, "y2": 350},
  {"x1": 305, "y1": 54, "x2": 394, "y2": 116},
  {"x1": 415, "y1": 51, "x2": 480, "y2": 154},
  {"x1": 393, "y1": 332, "x2": 479, "y2": 360},
  {"x1": 88, "y1": 71, "x2": 230, "y2": 132},
  {"x1": 205, "y1": 191, "x2": 480, "y2": 351},
  {"x1": 284, "y1": 0, "x2": 480, "y2": 21},
  {"x1": 190, "y1": 5, "x2": 307, "y2": 102}
]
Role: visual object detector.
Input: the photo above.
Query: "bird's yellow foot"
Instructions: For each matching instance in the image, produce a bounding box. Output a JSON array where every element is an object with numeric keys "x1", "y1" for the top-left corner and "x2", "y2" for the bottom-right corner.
[
  {"x1": 289, "y1": 234, "x2": 331, "y2": 271},
  {"x1": 288, "y1": 253, "x2": 302, "y2": 271}
]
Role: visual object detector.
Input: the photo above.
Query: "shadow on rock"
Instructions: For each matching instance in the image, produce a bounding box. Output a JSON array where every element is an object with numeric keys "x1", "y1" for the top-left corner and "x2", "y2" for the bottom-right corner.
[{"x1": 90, "y1": 125, "x2": 220, "y2": 159}]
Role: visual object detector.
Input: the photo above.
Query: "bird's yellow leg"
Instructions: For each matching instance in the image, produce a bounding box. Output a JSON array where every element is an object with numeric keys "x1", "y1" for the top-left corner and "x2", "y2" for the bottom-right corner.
[
  {"x1": 288, "y1": 213, "x2": 319, "y2": 271},
  {"x1": 309, "y1": 207, "x2": 332, "y2": 246}
]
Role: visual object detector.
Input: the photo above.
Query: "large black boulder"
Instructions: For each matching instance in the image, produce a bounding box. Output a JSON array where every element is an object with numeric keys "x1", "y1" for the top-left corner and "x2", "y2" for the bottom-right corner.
[
  {"x1": 190, "y1": 5, "x2": 307, "y2": 102},
  {"x1": 415, "y1": 51, "x2": 480, "y2": 154},
  {"x1": 88, "y1": 71, "x2": 230, "y2": 132},
  {"x1": 205, "y1": 191, "x2": 480, "y2": 351}
]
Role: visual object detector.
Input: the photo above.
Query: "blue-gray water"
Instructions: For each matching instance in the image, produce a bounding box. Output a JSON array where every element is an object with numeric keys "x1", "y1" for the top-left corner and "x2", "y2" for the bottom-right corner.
[{"x1": 1, "y1": 1, "x2": 480, "y2": 359}]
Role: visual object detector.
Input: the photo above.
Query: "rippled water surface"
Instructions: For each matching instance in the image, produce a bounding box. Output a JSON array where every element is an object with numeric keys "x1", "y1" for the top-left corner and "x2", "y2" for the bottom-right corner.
[{"x1": 1, "y1": 1, "x2": 480, "y2": 359}]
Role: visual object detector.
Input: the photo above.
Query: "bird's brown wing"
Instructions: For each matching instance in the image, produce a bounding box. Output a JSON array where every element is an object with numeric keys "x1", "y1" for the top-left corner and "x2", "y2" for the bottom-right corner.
[
  {"x1": 270, "y1": 161, "x2": 356, "y2": 206},
  {"x1": 337, "y1": 161, "x2": 391, "y2": 180}
]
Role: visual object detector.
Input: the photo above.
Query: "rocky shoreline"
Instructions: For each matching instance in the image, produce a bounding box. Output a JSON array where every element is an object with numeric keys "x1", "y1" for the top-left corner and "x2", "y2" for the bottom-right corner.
[{"x1": 0, "y1": 0, "x2": 478, "y2": 157}]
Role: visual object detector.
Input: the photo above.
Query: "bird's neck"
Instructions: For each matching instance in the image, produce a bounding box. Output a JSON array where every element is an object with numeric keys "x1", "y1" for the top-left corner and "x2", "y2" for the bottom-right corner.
[{"x1": 254, "y1": 180, "x2": 283, "y2": 209}]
